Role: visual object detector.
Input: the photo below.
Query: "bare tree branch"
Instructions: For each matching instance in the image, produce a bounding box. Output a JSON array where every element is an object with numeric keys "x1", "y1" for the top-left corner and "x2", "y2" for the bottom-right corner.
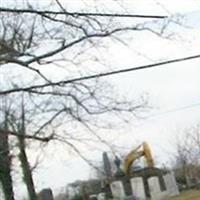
[
  {"x1": 55, "y1": 135, "x2": 105, "y2": 175},
  {"x1": 0, "y1": 129, "x2": 54, "y2": 142}
]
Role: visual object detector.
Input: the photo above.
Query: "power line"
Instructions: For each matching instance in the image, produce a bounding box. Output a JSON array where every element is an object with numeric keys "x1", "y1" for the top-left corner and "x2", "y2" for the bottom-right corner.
[
  {"x1": 1, "y1": 53, "x2": 200, "y2": 95},
  {"x1": 147, "y1": 102, "x2": 200, "y2": 118},
  {"x1": 0, "y1": 7, "x2": 168, "y2": 19}
]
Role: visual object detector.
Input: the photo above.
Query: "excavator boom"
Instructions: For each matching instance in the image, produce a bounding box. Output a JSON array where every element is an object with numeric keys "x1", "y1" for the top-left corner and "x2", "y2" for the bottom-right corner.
[{"x1": 123, "y1": 142, "x2": 154, "y2": 175}]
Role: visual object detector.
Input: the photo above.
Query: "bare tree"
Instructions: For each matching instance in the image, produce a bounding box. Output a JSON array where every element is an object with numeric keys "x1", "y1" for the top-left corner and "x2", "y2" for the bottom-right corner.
[
  {"x1": 0, "y1": 0, "x2": 177, "y2": 199},
  {"x1": 173, "y1": 124, "x2": 200, "y2": 188}
]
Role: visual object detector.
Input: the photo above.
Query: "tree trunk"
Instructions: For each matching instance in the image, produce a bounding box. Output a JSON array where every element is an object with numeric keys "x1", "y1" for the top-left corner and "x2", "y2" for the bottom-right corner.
[
  {"x1": 18, "y1": 102, "x2": 37, "y2": 200},
  {"x1": 0, "y1": 131, "x2": 15, "y2": 200},
  {"x1": 18, "y1": 137, "x2": 37, "y2": 200}
]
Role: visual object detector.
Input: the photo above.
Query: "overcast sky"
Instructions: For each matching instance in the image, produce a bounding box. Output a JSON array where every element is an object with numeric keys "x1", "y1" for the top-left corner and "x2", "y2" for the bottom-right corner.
[
  {"x1": 38, "y1": 3, "x2": 200, "y2": 197},
  {"x1": 2, "y1": 0, "x2": 200, "y2": 198}
]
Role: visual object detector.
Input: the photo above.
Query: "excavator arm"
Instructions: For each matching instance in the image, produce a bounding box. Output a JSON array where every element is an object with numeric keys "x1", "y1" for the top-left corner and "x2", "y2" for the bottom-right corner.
[{"x1": 123, "y1": 142, "x2": 154, "y2": 175}]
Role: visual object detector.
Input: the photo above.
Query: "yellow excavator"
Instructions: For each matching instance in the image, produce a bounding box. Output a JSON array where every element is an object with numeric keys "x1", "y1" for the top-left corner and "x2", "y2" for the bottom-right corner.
[
  {"x1": 123, "y1": 142, "x2": 155, "y2": 176},
  {"x1": 102, "y1": 142, "x2": 155, "y2": 198},
  {"x1": 103, "y1": 141, "x2": 155, "y2": 179}
]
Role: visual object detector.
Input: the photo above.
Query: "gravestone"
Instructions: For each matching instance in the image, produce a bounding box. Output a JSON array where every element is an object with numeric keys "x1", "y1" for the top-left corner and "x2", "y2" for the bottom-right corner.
[
  {"x1": 110, "y1": 181, "x2": 125, "y2": 199},
  {"x1": 148, "y1": 177, "x2": 168, "y2": 200},
  {"x1": 130, "y1": 177, "x2": 146, "y2": 200},
  {"x1": 38, "y1": 188, "x2": 54, "y2": 200},
  {"x1": 97, "y1": 193, "x2": 106, "y2": 200},
  {"x1": 103, "y1": 152, "x2": 112, "y2": 179},
  {"x1": 89, "y1": 194, "x2": 98, "y2": 200},
  {"x1": 163, "y1": 172, "x2": 179, "y2": 197}
]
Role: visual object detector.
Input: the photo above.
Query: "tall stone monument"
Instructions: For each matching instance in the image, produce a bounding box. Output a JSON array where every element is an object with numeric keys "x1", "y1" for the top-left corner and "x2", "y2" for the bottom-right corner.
[{"x1": 38, "y1": 188, "x2": 54, "y2": 200}]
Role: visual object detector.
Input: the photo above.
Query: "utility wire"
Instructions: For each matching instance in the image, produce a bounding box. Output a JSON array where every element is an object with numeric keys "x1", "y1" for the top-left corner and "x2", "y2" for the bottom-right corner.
[
  {"x1": 147, "y1": 102, "x2": 200, "y2": 118},
  {"x1": 0, "y1": 7, "x2": 168, "y2": 19},
  {"x1": 0, "y1": 53, "x2": 200, "y2": 95}
]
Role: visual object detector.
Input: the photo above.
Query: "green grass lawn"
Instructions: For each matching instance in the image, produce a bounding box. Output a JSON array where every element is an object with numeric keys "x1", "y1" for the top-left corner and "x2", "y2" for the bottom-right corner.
[{"x1": 169, "y1": 189, "x2": 200, "y2": 200}]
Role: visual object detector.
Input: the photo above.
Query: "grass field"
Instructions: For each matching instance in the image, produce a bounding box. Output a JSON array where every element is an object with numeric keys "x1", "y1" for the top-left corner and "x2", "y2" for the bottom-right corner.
[{"x1": 169, "y1": 189, "x2": 200, "y2": 200}]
